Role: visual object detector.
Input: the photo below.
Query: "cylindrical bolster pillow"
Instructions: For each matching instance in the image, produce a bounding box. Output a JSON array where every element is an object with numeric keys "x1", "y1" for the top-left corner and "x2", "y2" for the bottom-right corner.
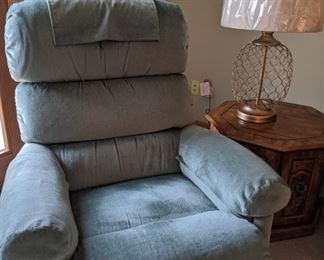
[
  {"x1": 179, "y1": 126, "x2": 291, "y2": 217},
  {"x1": 5, "y1": 0, "x2": 188, "y2": 82},
  {"x1": 16, "y1": 74, "x2": 194, "y2": 144},
  {"x1": 0, "y1": 144, "x2": 78, "y2": 259}
]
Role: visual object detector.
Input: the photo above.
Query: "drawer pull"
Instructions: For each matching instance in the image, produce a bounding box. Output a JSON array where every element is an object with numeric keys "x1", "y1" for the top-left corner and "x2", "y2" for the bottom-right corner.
[{"x1": 295, "y1": 183, "x2": 308, "y2": 195}]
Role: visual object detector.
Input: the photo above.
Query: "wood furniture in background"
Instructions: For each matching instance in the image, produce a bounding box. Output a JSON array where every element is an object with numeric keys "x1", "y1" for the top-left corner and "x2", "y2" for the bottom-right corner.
[
  {"x1": 207, "y1": 101, "x2": 324, "y2": 241},
  {"x1": 0, "y1": 0, "x2": 22, "y2": 188},
  {"x1": 7, "y1": 0, "x2": 17, "y2": 7}
]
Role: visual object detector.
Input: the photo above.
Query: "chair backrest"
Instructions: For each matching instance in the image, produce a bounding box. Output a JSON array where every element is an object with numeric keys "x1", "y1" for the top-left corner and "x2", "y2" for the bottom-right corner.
[{"x1": 5, "y1": 0, "x2": 193, "y2": 191}]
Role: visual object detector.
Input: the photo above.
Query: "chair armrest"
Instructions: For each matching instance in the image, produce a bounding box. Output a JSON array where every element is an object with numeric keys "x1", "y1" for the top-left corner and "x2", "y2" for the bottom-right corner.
[
  {"x1": 0, "y1": 144, "x2": 78, "y2": 259},
  {"x1": 179, "y1": 125, "x2": 291, "y2": 217}
]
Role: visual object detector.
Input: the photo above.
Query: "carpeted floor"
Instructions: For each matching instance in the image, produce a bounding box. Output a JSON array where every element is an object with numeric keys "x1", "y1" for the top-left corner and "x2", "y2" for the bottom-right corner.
[{"x1": 271, "y1": 212, "x2": 324, "y2": 260}]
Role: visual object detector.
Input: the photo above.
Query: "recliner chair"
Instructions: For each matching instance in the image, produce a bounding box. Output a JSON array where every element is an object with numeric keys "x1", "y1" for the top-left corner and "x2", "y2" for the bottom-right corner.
[{"x1": 0, "y1": 0, "x2": 291, "y2": 259}]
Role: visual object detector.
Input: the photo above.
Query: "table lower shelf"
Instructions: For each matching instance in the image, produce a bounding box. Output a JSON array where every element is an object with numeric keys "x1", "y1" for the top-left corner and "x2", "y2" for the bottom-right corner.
[{"x1": 271, "y1": 223, "x2": 317, "y2": 241}]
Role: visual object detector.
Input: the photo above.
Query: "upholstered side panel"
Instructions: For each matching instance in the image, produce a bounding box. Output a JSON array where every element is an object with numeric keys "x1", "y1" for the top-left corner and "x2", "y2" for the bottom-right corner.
[
  {"x1": 16, "y1": 74, "x2": 193, "y2": 144},
  {"x1": 5, "y1": 0, "x2": 188, "y2": 82},
  {"x1": 51, "y1": 129, "x2": 181, "y2": 191},
  {"x1": 253, "y1": 216, "x2": 274, "y2": 244}
]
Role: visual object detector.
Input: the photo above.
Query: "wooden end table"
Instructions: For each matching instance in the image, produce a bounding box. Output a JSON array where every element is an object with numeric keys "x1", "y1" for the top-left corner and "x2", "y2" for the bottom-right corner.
[{"x1": 207, "y1": 101, "x2": 324, "y2": 241}]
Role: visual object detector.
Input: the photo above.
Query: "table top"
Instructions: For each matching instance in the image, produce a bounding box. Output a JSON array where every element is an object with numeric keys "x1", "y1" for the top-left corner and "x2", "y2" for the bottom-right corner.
[{"x1": 208, "y1": 101, "x2": 324, "y2": 152}]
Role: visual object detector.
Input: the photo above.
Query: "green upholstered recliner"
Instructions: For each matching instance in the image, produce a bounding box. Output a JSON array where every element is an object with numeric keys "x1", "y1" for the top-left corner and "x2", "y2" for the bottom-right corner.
[{"x1": 0, "y1": 0, "x2": 291, "y2": 259}]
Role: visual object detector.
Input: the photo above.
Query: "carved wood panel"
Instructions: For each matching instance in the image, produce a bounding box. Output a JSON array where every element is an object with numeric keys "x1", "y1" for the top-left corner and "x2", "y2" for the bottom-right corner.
[
  {"x1": 281, "y1": 159, "x2": 314, "y2": 216},
  {"x1": 273, "y1": 150, "x2": 322, "y2": 227}
]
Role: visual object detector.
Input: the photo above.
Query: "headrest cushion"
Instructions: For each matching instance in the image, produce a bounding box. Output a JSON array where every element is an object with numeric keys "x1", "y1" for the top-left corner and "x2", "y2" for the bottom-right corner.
[{"x1": 5, "y1": 0, "x2": 188, "y2": 82}]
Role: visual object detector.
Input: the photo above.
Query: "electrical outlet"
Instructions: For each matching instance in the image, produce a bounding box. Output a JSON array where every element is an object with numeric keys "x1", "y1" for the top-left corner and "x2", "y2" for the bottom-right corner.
[
  {"x1": 200, "y1": 81, "x2": 212, "y2": 96},
  {"x1": 191, "y1": 80, "x2": 200, "y2": 95}
]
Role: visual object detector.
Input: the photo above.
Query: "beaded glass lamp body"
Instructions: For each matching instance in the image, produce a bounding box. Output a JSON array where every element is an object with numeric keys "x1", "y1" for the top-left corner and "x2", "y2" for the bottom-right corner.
[{"x1": 233, "y1": 32, "x2": 293, "y2": 123}]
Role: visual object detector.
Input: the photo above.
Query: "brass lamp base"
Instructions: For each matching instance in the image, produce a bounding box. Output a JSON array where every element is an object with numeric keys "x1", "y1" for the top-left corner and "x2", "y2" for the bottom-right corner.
[{"x1": 237, "y1": 104, "x2": 276, "y2": 123}]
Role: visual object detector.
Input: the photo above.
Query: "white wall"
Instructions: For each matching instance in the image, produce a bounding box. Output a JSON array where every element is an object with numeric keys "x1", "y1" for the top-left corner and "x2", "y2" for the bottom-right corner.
[{"x1": 170, "y1": 0, "x2": 324, "y2": 119}]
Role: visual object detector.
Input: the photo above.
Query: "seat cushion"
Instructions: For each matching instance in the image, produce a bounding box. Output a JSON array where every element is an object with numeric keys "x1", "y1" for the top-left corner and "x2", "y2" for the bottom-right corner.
[{"x1": 70, "y1": 174, "x2": 269, "y2": 260}]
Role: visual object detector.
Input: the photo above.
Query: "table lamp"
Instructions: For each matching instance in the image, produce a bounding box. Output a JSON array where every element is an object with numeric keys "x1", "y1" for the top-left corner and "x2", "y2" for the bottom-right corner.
[{"x1": 221, "y1": 0, "x2": 322, "y2": 123}]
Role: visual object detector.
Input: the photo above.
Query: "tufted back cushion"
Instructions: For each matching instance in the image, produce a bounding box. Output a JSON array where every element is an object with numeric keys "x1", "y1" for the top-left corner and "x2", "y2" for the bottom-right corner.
[
  {"x1": 51, "y1": 129, "x2": 181, "y2": 191},
  {"x1": 6, "y1": 0, "x2": 192, "y2": 189},
  {"x1": 16, "y1": 75, "x2": 193, "y2": 144}
]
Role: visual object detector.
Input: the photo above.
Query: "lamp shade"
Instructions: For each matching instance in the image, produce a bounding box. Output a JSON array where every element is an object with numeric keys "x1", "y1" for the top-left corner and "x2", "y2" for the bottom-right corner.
[{"x1": 221, "y1": 0, "x2": 322, "y2": 33}]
